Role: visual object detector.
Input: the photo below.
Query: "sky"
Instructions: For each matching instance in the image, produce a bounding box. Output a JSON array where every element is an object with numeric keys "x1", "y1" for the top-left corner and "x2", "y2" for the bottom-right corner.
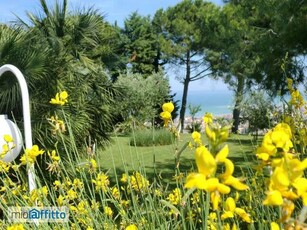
[{"x1": 0, "y1": 0, "x2": 228, "y2": 93}]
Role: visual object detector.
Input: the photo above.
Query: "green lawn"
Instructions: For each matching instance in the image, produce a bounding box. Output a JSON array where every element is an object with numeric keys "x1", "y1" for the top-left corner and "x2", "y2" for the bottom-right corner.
[{"x1": 96, "y1": 133, "x2": 262, "y2": 183}]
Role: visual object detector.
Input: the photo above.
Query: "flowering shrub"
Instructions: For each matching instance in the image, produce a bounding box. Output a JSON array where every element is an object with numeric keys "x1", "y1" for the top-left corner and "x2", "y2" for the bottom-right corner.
[{"x1": 0, "y1": 91, "x2": 306, "y2": 230}]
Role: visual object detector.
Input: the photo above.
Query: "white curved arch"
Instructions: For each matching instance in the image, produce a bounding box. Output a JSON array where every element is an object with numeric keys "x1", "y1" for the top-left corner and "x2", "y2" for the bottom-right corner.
[{"x1": 0, "y1": 64, "x2": 36, "y2": 192}]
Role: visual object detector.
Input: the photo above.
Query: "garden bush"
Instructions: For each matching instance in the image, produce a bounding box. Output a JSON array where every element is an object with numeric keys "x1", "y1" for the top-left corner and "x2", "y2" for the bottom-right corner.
[
  {"x1": 113, "y1": 72, "x2": 170, "y2": 125},
  {"x1": 129, "y1": 129, "x2": 174, "y2": 146}
]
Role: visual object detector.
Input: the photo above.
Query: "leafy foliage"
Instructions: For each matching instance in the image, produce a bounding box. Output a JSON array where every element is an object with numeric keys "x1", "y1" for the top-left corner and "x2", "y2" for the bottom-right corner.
[
  {"x1": 123, "y1": 12, "x2": 161, "y2": 75},
  {"x1": 239, "y1": 91, "x2": 275, "y2": 137},
  {"x1": 0, "y1": 25, "x2": 48, "y2": 118},
  {"x1": 113, "y1": 72, "x2": 170, "y2": 130},
  {"x1": 129, "y1": 128, "x2": 174, "y2": 146},
  {"x1": 0, "y1": 1, "x2": 123, "y2": 153},
  {"x1": 186, "y1": 104, "x2": 202, "y2": 133},
  {"x1": 158, "y1": 0, "x2": 220, "y2": 131}
]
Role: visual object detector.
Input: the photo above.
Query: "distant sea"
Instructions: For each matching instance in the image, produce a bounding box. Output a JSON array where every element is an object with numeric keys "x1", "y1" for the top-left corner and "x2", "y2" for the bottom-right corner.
[{"x1": 172, "y1": 90, "x2": 234, "y2": 117}]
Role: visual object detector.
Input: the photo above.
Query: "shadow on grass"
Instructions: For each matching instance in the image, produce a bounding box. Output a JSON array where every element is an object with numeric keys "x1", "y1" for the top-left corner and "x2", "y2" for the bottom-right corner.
[
  {"x1": 103, "y1": 134, "x2": 261, "y2": 188},
  {"x1": 107, "y1": 153, "x2": 258, "y2": 189},
  {"x1": 105, "y1": 155, "x2": 196, "y2": 188},
  {"x1": 227, "y1": 134, "x2": 262, "y2": 146}
]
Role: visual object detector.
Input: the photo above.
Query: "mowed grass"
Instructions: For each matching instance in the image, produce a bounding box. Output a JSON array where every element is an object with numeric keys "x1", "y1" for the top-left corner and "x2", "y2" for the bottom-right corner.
[{"x1": 96, "y1": 132, "x2": 262, "y2": 182}]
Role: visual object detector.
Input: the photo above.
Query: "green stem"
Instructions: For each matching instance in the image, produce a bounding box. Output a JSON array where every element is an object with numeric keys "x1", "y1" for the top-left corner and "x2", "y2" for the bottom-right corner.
[
  {"x1": 175, "y1": 141, "x2": 189, "y2": 168},
  {"x1": 216, "y1": 208, "x2": 223, "y2": 230},
  {"x1": 204, "y1": 191, "x2": 210, "y2": 230},
  {"x1": 278, "y1": 206, "x2": 283, "y2": 229}
]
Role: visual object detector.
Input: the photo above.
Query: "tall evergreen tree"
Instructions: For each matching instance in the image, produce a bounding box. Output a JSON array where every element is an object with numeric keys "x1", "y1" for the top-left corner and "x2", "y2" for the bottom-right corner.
[
  {"x1": 123, "y1": 12, "x2": 169, "y2": 75},
  {"x1": 161, "y1": 0, "x2": 220, "y2": 131},
  {"x1": 206, "y1": 0, "x2": 306, "y2": 132},
  {"x1": 205, "y1": 3, "x2": 259, "y2": 133},
  {"x1": 221, "y1": 0, "x2": 306, "y2": 94}
]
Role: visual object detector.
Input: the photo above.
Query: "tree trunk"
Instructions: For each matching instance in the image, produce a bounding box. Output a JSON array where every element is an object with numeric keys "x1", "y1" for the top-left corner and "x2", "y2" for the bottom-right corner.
[
  {"x1": 153, "y1": 49, "x2": 161, "y2": 73},
  {"x1": 179, "y1": 51, "x2": 191, "y2": 133},
  {"x1": 232, "y1": 76, "x2": 245, "y2": 133}
]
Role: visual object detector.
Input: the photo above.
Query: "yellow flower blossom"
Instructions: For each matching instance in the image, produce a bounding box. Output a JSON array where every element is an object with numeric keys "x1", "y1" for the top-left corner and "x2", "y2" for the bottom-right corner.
[
  {"x1": 53, "y1": 180, "x2": 62, "y2": 190},
  {"x1": 1, "y1": 143, "x2": 9, "y2": 158},
  {"x1": 48, "y1": 150, "x2": 60, "y2": 161},
  {"x1": 281, "y1": 200, "x2": 295, "y2": 222},
  {"x1": 195, "y1": 146, "x2": 216, "y2": 177},
  {"x1": 262, "y1": 156, "x2": 307, "y2": 205},
  {"x1": 185, "y1": 173, "x2": 207, "y2": 190},
  {"x1": 205, "y1": 124, "x2": 230, "y2": 147},
  {"x1": 160, "y1": 111, "x2": 172, "y2": 127},
  {"x1": 186, "y1": 176, "x2": 230, "y2": 210},
  {"x1": 256, "y1": 123, "x2": 293, "y2": 161},
  {"x1": 7, "y1": 223, "x2": 24, "y2": 230},
  {"x1": 91, "y1": 200, "x2": 100, "y2": 210},
  {"x1": 112, "y1": 187, "x2": 120, "y2": 200},
  {"x1": 211, "y1": 190, "x2": 221, "y2": 211},
  {"x1": 3, "y1": 134, "x2": 13, "y2": 143},
  {"x1": 185, "y1": 145, "x2": 248, "y2": 192},
  {"x1": 234, "y1": 208, "x2": 251, "y2": 223},
  {"x1": 263, "y1": 190, "x2": 283, "y2": 206},
  {"x1": 104, "y1": 206, "x2": 113, "y2": 217},
  {"x1": 256, "y1": 123, "x2": 293, "y2": 162},
  {"x1": 66, "y1": 189, "x2": 77, "y2": 200},
  {"x1": 271, "y1": 124, "x2": 292, "y2": 150},
  {"x1": 287, "y1": 78, "x2": 293, "y2": 90},
  {"x1": 92, "y1": 172, "x2": 110, "y2": 192},
  {"x1": 125, "y1": 225, "x2": 138, "y2": 230},
  {"x1": 20, "y1": 145, "x2": 44, "y2": 165},
  {"x1": 292, "y1": 178, "x2": 307, "y2": 196},
  {"x1": 205, "y1": 125, "x2": 216, "y2": 143},
  {"x1": 130, "y1": 171, "x2": 149, "y2": 192},
  {"x1": 73, "y1": 178, "x2": 84, "y2": 189},
  {"x1": 223, "y1": 223, "x2": 237, "y2": 230},
  {"x1": 154, "y1": 189, "x2": 162, "y2": 197},
  {"x1": 64, "y1": 178, "x2": 72, "y2": 187},
  {"x1": 221, "y1": 197, "x2": 251, "y2": 223},
  {"x1": 0, "y1": 160, "x2": 10, "y2": 172},
  {"x1": 162, "y1": 102, "x2": 174, "y2": 113},
  {"x1": 57, "y1": 195, "x2": 65, "y2": 206},
  {"x1": 70, "y1": 205, "x2": 78, "y2": 212},
  {"x1": 120, "y1": 199, "x2": 130, "y2": 209},
  {"x1": 222, "y1": 175, "x2": 249, "y2": 191},
  {"x1": 40, "y1": 186, "x2": 48, "y2": 196},
  {"x1": 75, "y1": 200, "x2": 88, "y2": 215},
  {"x1": 215, "y1": 145, "x2": 229, "y2": 163},
  {"x1": 204, "y1": 112, "x2": 213, "y2": 124},
  {"x1": 49, "y1": 90, "x2": 68, "y2": 106},
  {"x1": 160, "y1": 102, "x2": 174, "y2": 127},
  {"x1": 47, "y1": 115, "x2": 66, "y2": 134},
  {"x1": 271, "y1": 222, "x2": 280, "y2": 230},
  {"x1": 220, "y1": 158, "x2": 248, "y2": 191},
  {"x1": 89, "y1": 158, "x2": 98, "y2": 172},
  {"x1": 191, "y1": 131, "x2": 202, "y2": 146},
  {"x1": 167, "y1": 188, "x2": 181, "y2": 205},
  {"x1": 208, "y1": 212, "x2": 218, "y2": 229},
  {"x1": 30, "y1": 189, "x2": 38, "y2": 203},
  {"x1": 205, "y1": 178, "x2": 231, "y2": 194},
  {"x1": 290, "y1": 89, "x2": 304, "y2": 108},
  {"x1": 222, "y1": 197, "x2": 235, "y2": 219},
  {"x1": 121, "y1": 173, "x2": 128, "y2": 183}
]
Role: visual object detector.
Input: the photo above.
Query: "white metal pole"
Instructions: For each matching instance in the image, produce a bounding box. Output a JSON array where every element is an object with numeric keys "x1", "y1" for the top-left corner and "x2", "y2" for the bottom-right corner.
[{"x1": 0, "y1": 64, "x2": 36, "y2": 192}]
